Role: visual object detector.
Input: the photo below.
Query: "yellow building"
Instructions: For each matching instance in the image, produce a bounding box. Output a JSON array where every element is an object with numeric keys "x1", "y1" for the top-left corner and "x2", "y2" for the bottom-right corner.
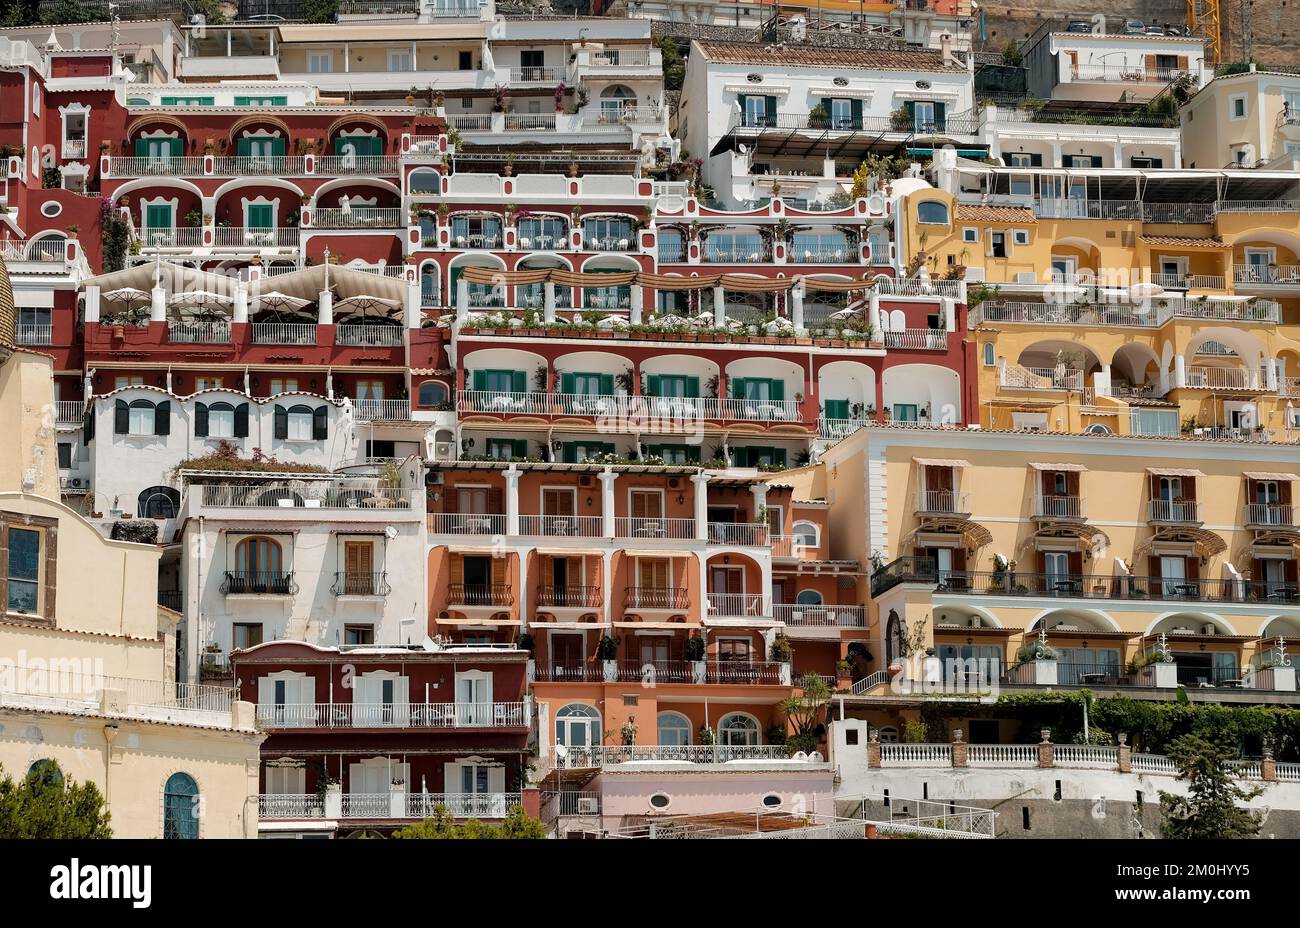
[
  {"x1": 1180, "y1": 66, "x2": 1300, "y2": 169},
  {"x1": 0, "y1": 258, "x2": 264, "y2": 839},
  {"x1": 787, "y1": 423, "x2": 1300, "y2": 694},
  {"x1": 896, "y1": 171, "x2": 1300, "y2": 440}
]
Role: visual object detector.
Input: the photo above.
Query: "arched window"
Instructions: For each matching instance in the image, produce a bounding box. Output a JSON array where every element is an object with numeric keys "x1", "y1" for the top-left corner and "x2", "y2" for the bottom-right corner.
[
  {"x1": 599, "y1": 84, "x2": 636, "y2": 122},
  {"x1": 792, "y1": 520, "x2": 819, "y2": 548},
  {"x1": 657, "y1": 712, "x2": 691, "y2": 747},
  {"x1": 409, "y1": 168, "x2": 441, "y2": 194},
  {"x1": 138, "y1": 486, "x2": 180, "y2": 519},
  {"x1": 162, "y1": 772, "x2": 200, "y2": 839},
  {"x1": 795, "y1": 589, "x2": 824, "y2": 606},
  {"x1": 234, "y1": 536, "x2": 283, "y2": 577},
  {"x1": 418, "y1": 381, "x2": 448, "y2": 408},
  {"x1": 886, "y1": 610, "x2": 905, "y2": 665},
  {"x1": 420, "y1": 262, "x2": 439, "y2": 305},
  {"x1": 916, "y1": 201, "x2": 950, "y2": 225},
  {"x1": 718, "y1": 712, "x2": 760, "y2": 746},
  {"x1": 115, "y1": 398, "x2": 163, "y2": 436},
  {"x1": 27, "y1": 759, "x2": 63, "y2": 786},
  {"x1": 275, "y1": 403, "x2": 323, "y2": 441},
  {"x1": 983, "y1": 342, "x2": 996, "y2": 367},
  {"x1": 555, "y1": 704, "x2": 601, "y2": 749},
  {"x1": 877, "y1": 726, "x2": 899, "y2": 744}
]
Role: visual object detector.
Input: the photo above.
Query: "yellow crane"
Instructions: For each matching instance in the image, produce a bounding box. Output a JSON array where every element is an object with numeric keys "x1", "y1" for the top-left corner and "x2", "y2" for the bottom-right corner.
[{"x1": 1186, "y1": 0, "x2": 1223, "y2": 64}]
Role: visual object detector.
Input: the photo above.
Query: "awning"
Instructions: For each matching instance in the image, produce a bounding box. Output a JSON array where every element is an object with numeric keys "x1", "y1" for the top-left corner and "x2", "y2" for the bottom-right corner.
[
  {"x1": 1146, "y1": 467, "x2": 1205, "y2": 477},
  {"x1": 1136, "y1": 527, "x2": 1227, "y2": 559},
  {"x1": 1027, "y1": 523, "x2": 1111, "y2": 556},
  {"x1": 913, "y1": 457, "x2": 971, "y2": 468},
  {"x1": 1029, "y1": 462, "x2": 1087, "y2": 472},
  {"x1": 1243, "y1": 472, "x2": 1300, "y2": 482},
  {"x1": 906, "y1": 516, "x2": 993, "y2": 551}
]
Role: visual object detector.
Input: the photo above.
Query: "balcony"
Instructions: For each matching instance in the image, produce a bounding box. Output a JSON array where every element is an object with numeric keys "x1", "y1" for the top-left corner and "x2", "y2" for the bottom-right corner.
[
  {"x1": 510, "y1": 66, "x2": 561, "y2": 83},
  {"x1": 15, "y1": 323, "x2": 52, "y2": 345},
  {"x1": 882, "y1": 328, "x2": 948, "y2": 350},
  {"x1": 0, "y1": 668, "x2": 235, "y2": 727},
  {"x1": 613, "y1": 517, "x2": 697, "y2": 540},
  {"x1": 447, "y1": 583, "x2": 514, "y2": 607},
  {"x1": 537, "y1": 586, "x2": 603, "y2": 608},
  {"x1": 55, "y1": 400, "x2": 83, "y2": 425},
  {"x1": 1000, "y1": 364, "x2": 1084, "y2": 391},
  {"x1": 1232, "y1": 264, "x2": 1300, "y2": 289},
  {"x1": 1068, "y1": 64, "x2": 1195, "y2": 84},
  {"x1": 703, "y1": 242, "x2": 771, "y2": 263},
  {"x1": 335, "y1": 325, "x2": 404, "y2": 347},
  {"x1": 258, "y1": 792, "x2": 522, "y2": 821},
  {"x1": 624, "y1": 587, "x2": 690, "y2": 610},
  {"x1": 1243, "y1": 503, "x2": 1298, "y2": 528},
  {"x1": 330, "y1": 571, "x2": 391, "y2": 597},
  {"x1": 504, "y1": 113, "x2": 558, "y2": 132},
  {"x1": 312, "y1": 207, "x2": 402, "y2": 229},
  {"x1": 773, "y1": 603, "x2": 866, "y2": 628},
  {"x1": 427, "y1": 513, "x2": 508, "y2": 535},
  {"x1": 212, "y1": 227, "x2": 298, "y2": 249},
  {"x1": 255, "y1": 700, "x2": 525, "y2": 729},
  {"x1": 915, "y1": 490, "x2": 971, "y2": 517},
  {"x1": 221, "y1": 571, "x2": 298, "y2": 596},
  {"x1": 251, "y1": 322, "x2": 317, "y2": 345},
  {"x1": 705, "y1": 660, "x2": 784, "y2": 684},
  {"x1": 580, "y1": 234, "x2": 637, "y2": 253},
  {"x1": 518, "y1": 515, "x2": 605, "y2": 537},
  {"x1": 313, "y1": 155, "x2": 400, "y2": 176},
  {"x1": 200, "y1": 485, "x2": 416, "y2": 510},
  {"x1": 457, "y1": 391, "x2": 808, "y2": 426},
  {"x1": 0, "y1": 239, "x2": 67, "y2": 263},
  {"x1": 168, "y1": 321, "x2": 232, "y2": 344},
  {"x1": 1033, "y1": 495, "x2": 1087, "y2": 521},
  {"x1": 553, "y1": 744, "x2": 796, "y2": 769},
  {"x1": 706, "y1": 592, "x2": 772, "y2": 619},
  {"x1": 351, "y1": 399, "x2": 412, "y2": 421},
  {"x1": 138, "y1": 227, "x2": 203, "y2": 249},
  {"x1": 1147, "y1": 498, "x2": 1201, "y2": 524},
  {"x1": 817, "y1": 417, "x2": 870, "y2": 441},
  {"x1": 706, "y1": 522, "x2": 770, "y2": 545}
]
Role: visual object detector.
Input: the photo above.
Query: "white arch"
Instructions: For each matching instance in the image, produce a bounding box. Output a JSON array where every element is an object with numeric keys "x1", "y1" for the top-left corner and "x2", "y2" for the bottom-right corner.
[
  {"x1": 211, "y1": 176, "x2": 305, "y2": 204},
  {"x1": 516, "y1": 252, "x2": 574, "y2": 271},
  {"x1": 579, "y1": 253, "x2": 640, "y2": 273},
  {"x1": 717, "y1": 711, "x2": 761, "y2": 745},
  {"x1": 1027, "y1": 607, "x2": 1122, "y2": 633},
  {"x1": 110, "y1": 176, "x2": 204, "y2": 201},
  {"x1": 311, "y1": 176, "x2": 401, "y2": 202},
  {"x1": 1258, "y1": 614, "x2": 1300, "y2": 639},
  {"x1": 932, "y1": 604, "x2": 1004, "y2": 628},
  {"x1": 656, "y1": 710, "x2": 692, "y2": 745},
  {"x1": 1143, "y1": 611, "x2": 1239, "y2": 637}
]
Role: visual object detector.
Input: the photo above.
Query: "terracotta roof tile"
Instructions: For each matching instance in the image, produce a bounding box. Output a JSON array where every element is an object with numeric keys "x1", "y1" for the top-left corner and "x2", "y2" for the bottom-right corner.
[
  {"x1": 955, "y1": 205, "x2": 1038, "y2": 223},
  {"x1": 696, "y1": 40, "x2": 961, "y2": 72},
  {"x1": 1140, "y1": 234, "x2": 1226, "y2": 248}
]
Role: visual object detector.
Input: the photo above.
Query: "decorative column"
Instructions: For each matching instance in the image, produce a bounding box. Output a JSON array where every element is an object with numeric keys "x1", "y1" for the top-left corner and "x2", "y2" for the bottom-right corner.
[
  {"x1": 150, "y1": 285, "x2": 166, "y2": 323},
  {"x1": 790, "y1": 284, "x2": 805, "y2": 334},
  {"x1": 317, "y1": 289, "x2": 333, "y2": 325},
  {"x1": 598, "y1": 470, "x2": 618, "y2": 537},
  {"x1": 405, "y1": 279, "x2": 421, "y2": 329},
  {"x1": 543, "y1": 281, "x2": 556, "y2": 324},
  {"x1": 950, "y1": 728, "x2": 967, "y2": 768},
  {"x1": 712, "y1": 285, "x2": 726, "y2": 328},
  {"x1": 629, "y1": 285, "x2": 644, "y2": 325},
  {"x1": 457, "y1": 277, "x2": 470, "y2": 323},
  {"x1": 1173, "y1": 354, "x2": 1187, "y2": 389},
  {"x1": 232, "y1": 284, "x2": 248, "y2": 324},
  {"x1": 1038, "y1": 729, "x2": 1054, "y2": 768},
  {"x1": 505, "y1": 466, "x2": 521, "y2": 535},
  {"x1": 868, "y1": 290, "x2": 882, "y2": 334}
]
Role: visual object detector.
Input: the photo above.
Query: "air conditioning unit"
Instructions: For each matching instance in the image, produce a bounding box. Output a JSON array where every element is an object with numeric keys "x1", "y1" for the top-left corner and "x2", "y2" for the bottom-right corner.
[
  {"x1": 1015, "y1": 272, "x2": 1038, "y2": 285},
  {"x1": 71, "y1": 477, "x2": 83, "y2": 487},
  {"x1": 576, "y1": 797, "x2": 599, "y2": 815},
  {"x1": 1201, "y1": 624, "x2": 1217, "y2": 636}
]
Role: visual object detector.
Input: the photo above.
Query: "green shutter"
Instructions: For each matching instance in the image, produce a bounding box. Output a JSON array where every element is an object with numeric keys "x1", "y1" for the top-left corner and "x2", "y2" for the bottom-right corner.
[
  {"x1": 824, "y1": 399, "x2": 849, "y2": 420},
  {"x1": 819, "y1": 97, "x2": 832, "y2": 126},
  {"x1": 1030, "y1": 153, "x2": 1043, "y2": 167},
  {"x1": 764, "y1": 96, "x2": 777, "y2": 125},
  {"x1": 472, "y1": 370, "x2": 487, "y2": 391},
  {"x1": 732, "y1": 447, "x2": 748, "y2": 467},
  {"x1": 1090, "y1": 155, "x2": 1104, "y2": 168},
  {"x1": 850, "y1": 98, "x2": 863, "y2": 130},
  {"x1": 271, "y1": 137, "x2": 286, "y2": 157},
  {"x1": 933, "y1": 101, "x2": 946, "y2": 131},
  {"x1": 236, "y1": 137, "x2": 252, "y2": 157},
  {"x1": 685, "y1": 376, "x2": 699, "y2": 399},
  {"x1": 145, "y1": 204, "x2": 171, "y2": 229},
  {"x1": 561, "y1": 372, "x2": 575, "y2": 394},
  {"x1": 646, "y1": 374, "x2": 661, "y2": 397},
  {"x1": 599, "y1": 373, "x2": 613, "y2": 396},
  {"x1": 511, "y1": 370, "x2": 526, "y2": 394},
  {"x1": 769, "y1": 378, "x2": 785, "y2": 402},
  {"x1": 513, "y1": 439, "x2": 528, "y2": 459},
  {"x1": 134, "y1": 138, "x2": 148, "y2": 156},
  {"x1": 730, "y1": 377, "x2": 745, "y2": 398},
  {"x1": 903, "y1": 101, "x2": 915, "y2": 127},
  {"x1": 561, "y1": 442, "x2": 576, "y2": 464}
]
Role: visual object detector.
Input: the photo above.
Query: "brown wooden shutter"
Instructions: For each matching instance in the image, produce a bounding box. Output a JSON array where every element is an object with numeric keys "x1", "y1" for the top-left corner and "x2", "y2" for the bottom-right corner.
[
  {"x1": 1175, "y1": 55, "x2": 1188, "y2": 70},
  {"x1": 1282, "y1": 482, "x2": 1293, "y2": 505},
  {"x1": 450, "y1": 556, "x2": 464, "y2": 587},
  {"x1": 445, "y1": 489, "x2": 460, "y2": 513},
  {"x1": 727, "y1": 568, "x2": 742, "y2": 594},
  {"x1": 1183, "y1": 477, "x2": 1196, "y2": 500},
  {"x1": 1145, "y1": 54, "x2": 1158, "y2": 77},
  {"x1": 1185, "y1": 557, "x2": 1199, "y2": 581},
  {"x1": 487, "y1": 487, "x2": 504, "y2": 514}
]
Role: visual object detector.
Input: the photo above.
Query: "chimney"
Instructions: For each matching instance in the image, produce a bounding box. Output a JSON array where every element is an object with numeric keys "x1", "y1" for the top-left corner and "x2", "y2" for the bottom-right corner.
[{"x1": 940, "y1": 32, "x2": 956, "y2": 67}]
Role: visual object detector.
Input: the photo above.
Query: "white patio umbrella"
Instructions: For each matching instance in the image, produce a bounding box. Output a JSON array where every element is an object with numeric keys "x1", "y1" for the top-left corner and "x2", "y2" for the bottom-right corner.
[
  {"x1": 333, "y1": 294, "x2": 400, "y2": 316},
  {"x1": 340, "y1": 194, "x2": 352, "y2": 219},
  {"x1": 168, "y1": 289, "x2": 232, "y2": 308},
  {"x1": 597, "y1": 314, "x2": 629, "y2": 329},
  {"x1": 829, "y1": 306, "x2": 860, "y2": 320},
  {"x1": 250, "y1": 290, "x2": 311, "y2": 313},
  {"x1": 655, "y1": 314, "x2": 690, "y2": 328},
  {"x1": 690, "y1": 311, "x2": 716, "y2": 327},
  {"x1": 101, "y1": 286, "x2": 150, "y2": 306}
]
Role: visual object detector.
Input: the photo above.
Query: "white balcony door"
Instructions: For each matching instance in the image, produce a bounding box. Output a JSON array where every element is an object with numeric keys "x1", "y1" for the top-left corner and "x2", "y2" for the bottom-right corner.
[
  {"x1": 354, "y1": 673, "x2": 409, "y2": 726},
  {"x1": 455, "y1": 670, "x2": 492, "y2": 726},
  {"x1": 1044, "y1": 551, "x2": 1069, "y2": 587},
  {"x1": 265, "y1": 765, "x2": 306, "y2": 795},
  {"x1": 350, "y1": 758, "x2": 409, "y2": 794},
  {"x1": 444, "y1": 760, "x2": 507, "y2": 816},
  {"x1": 258, "y1": 673, "x2": 315, "y2": 727},
  {"x1": 933, "y1": 547, "x2": 955, "y2": 585},
  {"x1": 1160, "y1": 556, "x2": 1186, "y2": 595}
]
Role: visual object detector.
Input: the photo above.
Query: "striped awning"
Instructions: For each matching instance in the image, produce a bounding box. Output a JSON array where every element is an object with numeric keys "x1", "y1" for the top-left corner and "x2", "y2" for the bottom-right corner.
[
  {"x1": 1146, "y1": 467, "x2": 1205, "y2": 478},
  {"x1": 1029, "y1": 462, "x2": 1087, "y2": 472},
  {"x1": 458, "y1": 266, "x2": 871, "y2": 293},
  {"x1": 1243, "y1": 472, "x2": 1299, "y2": 482}
]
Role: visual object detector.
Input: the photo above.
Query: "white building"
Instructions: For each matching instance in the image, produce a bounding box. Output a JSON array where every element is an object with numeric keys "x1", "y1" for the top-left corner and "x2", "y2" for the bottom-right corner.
[{"x1": 678, "y1": 39, "x2": 976, "y2": 209}]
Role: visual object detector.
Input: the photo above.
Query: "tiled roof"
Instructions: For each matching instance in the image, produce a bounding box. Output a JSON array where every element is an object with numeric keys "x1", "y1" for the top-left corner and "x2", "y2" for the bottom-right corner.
[
  {"x1": 696, "y1": 41, "x2": 960, "y2": 72},
  {"x1": 955, "y1": 205, "x2": 1038, "y2": 223},
  {"x1": 1140, "y1": 234, "x2": 1226, "y2": 248}
]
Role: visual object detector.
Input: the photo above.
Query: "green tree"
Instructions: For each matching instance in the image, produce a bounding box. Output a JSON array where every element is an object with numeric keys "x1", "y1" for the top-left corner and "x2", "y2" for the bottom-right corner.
[
  {"x1": 780, "y1": 674, "x2": 831, "y2": 752},
  {"x1": 0, "y1": 761, "x2": 112, "y2": 838},
  {"x1": 1001, "y1": 39, "x2": 1023, "y2": 67},
  {"x1": 393, "y1": 804, "x2": 544, "y2": 839},
  {"x1": 1159, "y1": 734, "x2": 1263, "y2": 839},
  {"x1": 302, "y1": 0, "x2": 340, "y2": 23},
  {"x1": 656, "y1": 35, "x2": 685, "y2": 92}
]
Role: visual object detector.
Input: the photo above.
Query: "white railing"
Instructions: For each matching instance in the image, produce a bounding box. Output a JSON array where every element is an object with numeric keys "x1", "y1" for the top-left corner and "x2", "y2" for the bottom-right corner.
[
  {"x1": 1232, "y1": 264, "x2": 1300, "y2": 287},
  {"x1": 1228, "y1": 760, "x2": 1263, "y2": 779},
  {"x1": 139, "y1": 227, "x2": 203, "y2": 248},
  {"x1": 312, "y1": 207, "x2": 402, "y2": 229},
  {"x1": 589, "y1": 49, "x2": 655, "y2": 68},
  {"x1": 314, "y1": 155, "x2": 400, "y2": 176},
  {"x1": 915, "y1": 490, "x2": 969, "y2": 514},
  {"x1": 707, "y1": 522, "x2": 769, "y2": 546},
  {"x1": 557, "y1": 745, "x2": 795, "y2": 769},
  {"x1": 518, "y1": 514, "x2": 605, "y2": 538},
  {"x1": 883, "y1": 328, "x2": 948, "y2": 350},
  {"x1": 510, "y1": 66, "x2": 560, "y2": 83},
  {"x1": 55, "y1": 400, "x2": 83, "y2": 424},
  {"x1": 877, "y1": 277, "x2": 963, "y2": 298},
  {"x1": 209, "y1": 155, "x2": 307, "y2": 176},
  {"x1": 0, "y1": 239, "x2": 66, "y2": 262},
  {"x1": 106, "y1": 156, "x2": 207, "y2": 176},
  {"x1": 1244, "y1": 503, "x2": 1297, "y2": 526},
  {"x1": 1282, "y1": 377, "x2": 1300, "y2": 398},
  {"x1": 817, "y1": 417, "x2": 869, "y2": 440},
  {"x1": 1185, "y1": 365, "x2": 1252, "y2": 389},
  {"x1": 505, "y1": 112, "x2": 557, "y2": 131},
  {"x1": 1172, "y1": 298, "x2": 1281, "y2": 322},
  {"x1": 458, "y1": 390, "x2": 551, "y2": 416},
  {"x1": 168, "y1": 320, "x2": 231, "y2": 344},
  {"x1": 427, "y1": 512, "x2": 507, "y2": 535},
  {"x1": 1034, "y1": 494, "x2": 1086, "y2": 519},
  {"x1": 880, "y1": 743, "x2": 952, "y2": 767},
  {"x1": 0, "y1": 667, "x2": 234, "y2": 724},
  {"x1": 258, "y1": 794, "x2": 325, "y2": 819},
  {"x1": 335, "y1": 325, "x2": 404, "y2": 347},
  {"x1": 1053, "y1": 744, "x2": 1120, "y2": 768},
  {"x1": 613, "y1": 516, "x2": 697, "y2": 540},
  {"x1": 212, "y1": 227, "x2": 298, "y2": 248},
  {"x1": 15, "y1": 323, "x2": 52, "y2": 345},
  {"x1": 709, "y1": 397, "x2": 804, "y2": 422},
  {"x1": 1148, "y1": 498, "x2": 1200, "y2": 522},
  {"x1": 772, "y1": 604, "x2": 866, "y2": 627},
  {"x1": 1131, "y1": 753, "x2": 1180, "y2": 775},
  {"x1": 251, "y1": 322, "x2": 317, "y2": 345},
  {"x1": 967, "y1": 744, "x2": 1038, "y2": 767},
  {"x1": 256, "y1": 701, "x2": 525, "y2": 729},
  {"x1": 850, "y1": 670, "x2": 891, "y2": 694},
  {"x1": 201, "y1": 484, "x2": 415, "y2": 509},
  {"x1": 1277, "y1": 762, "x2": 1300, "y2": 782},
  {"x1": 1001, "y1": 364, "x2": 1084, "y2": 391},
  {"x1": 445, "y1": 114, "x2": 493, "y2": 132},
  {"x1": 351, "y1": 399, "x2": 411, "y2": 420},
  {"x1": 706, "y1": 592, "x2": 771, "y2": 618},
  {"x1": 408, "y1": 792, "x2": 521, "y2": 819}
]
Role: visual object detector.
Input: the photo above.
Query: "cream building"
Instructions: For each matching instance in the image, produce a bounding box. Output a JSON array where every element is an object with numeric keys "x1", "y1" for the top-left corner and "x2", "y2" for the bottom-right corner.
[
  {"x1": 1181, "y1": 65, "x2": 1300, "y2": 170},
  {"x1": 0, "y1": 257, "x2": 264, "y2": 839}
]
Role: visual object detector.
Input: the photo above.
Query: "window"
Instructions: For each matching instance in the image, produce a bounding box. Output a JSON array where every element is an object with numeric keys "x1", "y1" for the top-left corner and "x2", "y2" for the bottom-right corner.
[
  {"x1": 115, "y1": 376, "x2": 143, "y2": 389},
  {"x1": 1130, "y1": 408, "x2": 1179, "y2": 436},
  {"x1": 458, "y1": 51, "x2": 472, "y2": 70},
  {"x1": 1013, "y1": 230, "x2": 1030, "y2": 246},
  {"x1": 5, "y1": 525, "x2": 42, "y2": 616},
  {"x1": 233, "y1": 536, "x2": 284, "y2": 587},
  {"x1": 657, "y1": 712, "x2": 691, "y2": 746},
  {"x1": 792, "y1": 520, "x2": 819, "y2": 548},
  {"x1": 983, "y1": 342, "x2": 996, "y2": 366},
  {"x1": 27, "y1": 759, "x2": 63, "y2": 786},
  {"x1": 916, "y1": 201, "x2": 949, "y2": 225},
  {"x1": 1230, "y1": 95, "x2": 1247, "y2": 119},
  {"x1": 795, "y1": 589, "x2": 824, "y2": 606},
  {"x1": 270, "y1": 378, "x2": 298, "y2": 395},
  {"x1": 195, "y1": 377, "x2": 224, "y2": 391},
  {"x1": 418, "y1": 381, "x2": 448, "y2": 407},
  {"x1": 115, "y1": 399, "x2": 169, "y2": 437},
  {"x1": 276, "y1": 404, "x2": 324, "y2": 441},
  {"x1": 162, "y1": 773, "x2": 200, "y2": 839},
  {"x1": 718, "y1": 712, "x2": 760, "y2": 746},
  {"x1": 989, "y1": 232, "x2": 1007, "y2": 258},
  {"x1": 196, "y1": 401, "x2": 246, "y2": 439},
  {"x1": 555, "y1": 704, "x2": 601, "y2": 748},
  {"x1": 233, "y1": 623, "x2": 263, "y2": 649},
  {"x1": 388, "y1": 49, "x2": 413, "y2": 72},
  {"x1": 962, "y1": 227, "x2": 978, "y2": 243},
  {"x1": 57, "y1": 443, "x2": 72, "y2": 469},
  {"x1": 137, "y1": 486, "x2": 180, "y2": 519},
  {"x1": 307, "y1": 52, "x2": 333, "y2": 73},
  {"x1": 344, "y1": 624, "x2": 374, "y2": 645}
]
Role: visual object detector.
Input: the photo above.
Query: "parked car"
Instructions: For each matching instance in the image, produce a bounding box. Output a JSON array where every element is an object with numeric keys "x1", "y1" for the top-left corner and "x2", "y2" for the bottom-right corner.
[
  {"x1": 1066, "y1": 19, "x2": 1092, "y2": 33},
  {"x1": 1123, "y1": 19, "x2": 1145, "y2": 34}
]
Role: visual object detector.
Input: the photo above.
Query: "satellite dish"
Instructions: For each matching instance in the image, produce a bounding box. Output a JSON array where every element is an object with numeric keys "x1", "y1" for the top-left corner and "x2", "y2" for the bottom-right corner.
[
  {"x1": 555, "y1": 744, "x2": 569, "y2": 758},
  {"x1": 385, "y1": 525, "x2": 398, "y2": 539}
]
